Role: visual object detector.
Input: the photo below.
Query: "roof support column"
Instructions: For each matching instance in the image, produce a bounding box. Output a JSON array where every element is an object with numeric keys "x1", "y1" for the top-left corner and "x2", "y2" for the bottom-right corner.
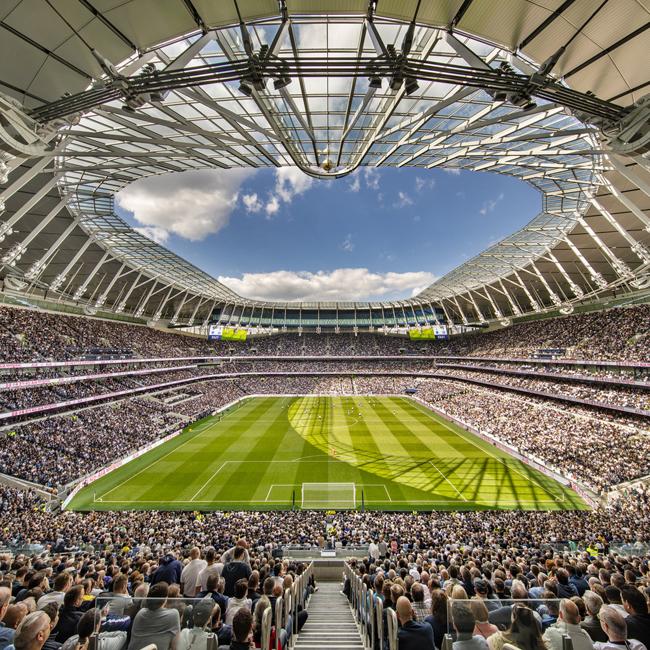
[
  {"x1": 451, "y1": 295, "x2": 469, "y2": 325},
  {"x1": 589, "y1": 197, "x2": 650, "y2": 264},
  {"x1": 607, "y1": 155, "x2": 650, "y2": 199},
  {"x1": 576, "y1": 217, "x2": 632, "y2": 277},
  {"x1": 597, "y1": 178, "x2": 650, "y2": 231},
  {"x1": 465, "y1": 290, "x2": 487, "y2": 323},
  {"x1": 152, "y1": 286, "x2": 184, "y2": 321},
  {"x1": 185, "y1": 296, "x2": 207, "y2": 327},
  {"x1": 561, "y1": 236, "x2": 608, "y2": 289},
  {"x1": 94, "y1": 263, "x2": 127, "y2": 309},
  {"x1": 498, "y1": 279, "x2": 522, "y2": 316},
  {"x1": 513, "y1": 270, "x2": 541, "y2": 312},
  {"x1": 545, "y1": 251, "x2": 584, "y2": 298},
  {"x1": 49, "y1": 238, "x2": 93, "y2": 293},
  {"x1": 134, "y1": 280, "x2": 159, "y2": 318},
  {"x1": 440, "y1": 301, "x2": 455, "y2": 327},
  {"x1": 116, "y1": 273, "x2": 152, "y2": 313},
  {"x1": 169, "y1": 291, "x2": 190, "y2": 325},
  {"x1": 72, "y1": 250, "x2": 111, "y2": 300},
  {"x1": 201, "y1": 298, "x2": 218, "y2": 327},
  {"x1": 530, "y1": 262, "x2": 562, "y2": 306},
  {"x1": 23, "y1": 216, "x2": 81, "y2": 281},
  {"x1": 1, "y1": 193, "x2": 70, "y2": 267},
  {"x1": 477, "y1": 286, "x2": 503, "y2": 319},
  {"x1": 0, "y1": 174, "x2": 63, "y2": 234},
  {"x1": 0, "y1": 156, "x2": 51, "y2": 205}
]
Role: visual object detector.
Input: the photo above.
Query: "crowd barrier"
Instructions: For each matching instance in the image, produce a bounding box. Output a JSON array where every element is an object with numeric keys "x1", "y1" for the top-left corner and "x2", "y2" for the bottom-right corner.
[
  {"x1": 0, "y1": 364, "x2": 198, "y2": 391},
  {"x1": 1, "y1": 353, "x2": 648, "y2": 373}
]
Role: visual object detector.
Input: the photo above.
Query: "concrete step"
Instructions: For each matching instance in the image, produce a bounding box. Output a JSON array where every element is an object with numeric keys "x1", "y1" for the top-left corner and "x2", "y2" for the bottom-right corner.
[{"x1": 294, "y1": 582, "x2": 364, "y2": 650}]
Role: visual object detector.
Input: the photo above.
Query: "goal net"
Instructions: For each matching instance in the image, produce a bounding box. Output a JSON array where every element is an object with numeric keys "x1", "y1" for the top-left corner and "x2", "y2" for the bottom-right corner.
[{"x1": 301, "y1": 483, "x2": 356, "y2": 509}]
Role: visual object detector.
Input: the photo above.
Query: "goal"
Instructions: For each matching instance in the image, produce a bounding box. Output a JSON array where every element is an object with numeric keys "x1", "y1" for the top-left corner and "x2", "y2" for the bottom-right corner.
[{"x1": 301, "y1": 483, "x2": 356, "y2": 509}]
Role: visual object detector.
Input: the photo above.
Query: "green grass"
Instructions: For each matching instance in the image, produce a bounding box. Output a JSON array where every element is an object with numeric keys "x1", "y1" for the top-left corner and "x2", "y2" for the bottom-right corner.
[{"x1": 67, "y1": 396, "x2": 588, "y2": 512}]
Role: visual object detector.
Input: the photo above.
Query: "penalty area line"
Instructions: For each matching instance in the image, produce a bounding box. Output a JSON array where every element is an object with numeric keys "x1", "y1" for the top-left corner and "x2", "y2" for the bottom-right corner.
[
  {"x1": 190, "y1": 462, "x2": 228, "y2": 500},
  {"x1": 428, "y1": 461, "x2": 467, "y2": 502},
  {"x1": 415, "y1": 402, "x2": 565, "y2": 503}
]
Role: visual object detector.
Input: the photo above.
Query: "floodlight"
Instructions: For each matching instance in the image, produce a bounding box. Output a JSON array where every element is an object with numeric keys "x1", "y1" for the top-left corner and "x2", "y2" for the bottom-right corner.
[
  {"x1": 274, "y1": 76, "x2": 291, "y2": 90},
  {"x1": 238, "y1": 80, "x2": 253, "y2": 96},
  {"x1": 404, "y1": 77, "x2": 419, "y2": 95},
  {"x1": 389, "y1": 76, "x2": 403, "y2": 91},
  {"x1": 368, "y1": 76, "x2": 382, "y2": 89}
]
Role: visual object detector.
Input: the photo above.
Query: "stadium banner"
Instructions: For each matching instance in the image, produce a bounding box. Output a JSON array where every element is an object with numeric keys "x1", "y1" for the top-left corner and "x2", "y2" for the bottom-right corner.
[
  {"x1": 61, "y1": 397, "x2": 244, "y2": 508},
  {"x1": 0, "y1": 354, "x2": 647, "y2": 372},
  {"x1": 0, "y1": 364, "x2": 197, "y2": 391}
]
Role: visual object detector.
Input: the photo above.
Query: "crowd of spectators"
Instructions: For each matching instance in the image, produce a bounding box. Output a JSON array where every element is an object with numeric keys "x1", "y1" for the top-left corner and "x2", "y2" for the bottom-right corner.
[
  {"x1": 0, "y1": 366, "x2": 646, "y2": 493},
  {"x1": 0, "y1": 535, "x2": 313, "y2": 650},
  {"x1": 434, "y1": 367, "x2": 650, "y2": 412},
  {"x1": 1, "y1": 483, "x2": 650, "y2": 552},
  {"x1": 414, "y1": 378, "x2": 650, "y2": 493},
  {"x1": 344, "y1": 516, "x2": 650, "y2": 650},
  {"x1": 0, "y1": 303, "x2": 648, "y2": 364}
]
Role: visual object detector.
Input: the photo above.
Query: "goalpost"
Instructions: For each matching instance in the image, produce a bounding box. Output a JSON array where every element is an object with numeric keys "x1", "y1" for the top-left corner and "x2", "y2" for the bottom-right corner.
[{"x1": 301, "y1": 483, "x2": 357, "y2": 509}]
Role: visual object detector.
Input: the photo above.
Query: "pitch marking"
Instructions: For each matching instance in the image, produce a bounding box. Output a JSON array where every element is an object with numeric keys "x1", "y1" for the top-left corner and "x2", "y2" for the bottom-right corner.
[
  {"x1": 428, "y1": 461, "x2": 467, "y2": 501},
  {"x1": 411, "y1": 400, "x2": 565, "y2": 503}
]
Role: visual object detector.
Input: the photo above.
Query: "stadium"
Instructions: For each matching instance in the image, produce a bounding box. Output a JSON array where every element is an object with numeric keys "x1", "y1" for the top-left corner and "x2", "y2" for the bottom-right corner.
[{"x1": 0, "y1": 0, "x2": 649, "y2": 648}]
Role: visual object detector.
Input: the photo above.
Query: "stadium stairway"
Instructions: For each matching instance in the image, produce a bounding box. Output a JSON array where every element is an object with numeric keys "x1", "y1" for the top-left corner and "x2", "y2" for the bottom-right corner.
[{"x1": 294, "y1": 582, "x2": 364, "y2": 649}]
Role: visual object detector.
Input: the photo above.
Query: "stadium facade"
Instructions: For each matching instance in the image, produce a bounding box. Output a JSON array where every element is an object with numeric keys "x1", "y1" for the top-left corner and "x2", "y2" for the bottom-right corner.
[{"x1": 0, "y1": 0, "x2": 648, "y2": 331}]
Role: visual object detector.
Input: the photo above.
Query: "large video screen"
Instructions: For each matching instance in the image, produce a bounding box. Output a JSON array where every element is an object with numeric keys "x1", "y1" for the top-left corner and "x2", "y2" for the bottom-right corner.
[
  {"x1": 207, "y1": 325, "x2": 247, "y2": 341},
  {"x1": 408, "y1": 325, "x2": 448, "y2": 340}
]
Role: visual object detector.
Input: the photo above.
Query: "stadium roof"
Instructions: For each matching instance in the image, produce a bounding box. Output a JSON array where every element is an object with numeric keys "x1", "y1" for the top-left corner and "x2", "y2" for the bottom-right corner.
[{"x1": 0, "y1": 0, "x2": 648, "y2": 327}]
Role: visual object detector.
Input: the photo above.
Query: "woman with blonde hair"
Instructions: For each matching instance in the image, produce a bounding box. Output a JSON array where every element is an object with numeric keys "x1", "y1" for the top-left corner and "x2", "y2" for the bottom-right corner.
[{"x1": 471, "y1": 599, "x2": 498, "y2": 639}]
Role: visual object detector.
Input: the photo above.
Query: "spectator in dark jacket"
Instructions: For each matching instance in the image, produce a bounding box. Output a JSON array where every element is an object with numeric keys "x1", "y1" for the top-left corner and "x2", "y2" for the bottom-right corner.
[
  {"x1": 54, "y1": 587, "x2": 84, "y2": 643},
  {"x1": 221, "y1": 548, "x2": 251, "y2": 598},
  {"x1": 622, "y1": 585, "x2": 650, "y2": 648},
  {"x1": 556, "y1": 569, "x2": 578, "y2": 599},
  {"x1": 152, "y1": 553, "x2": 182, "y2": 586}
]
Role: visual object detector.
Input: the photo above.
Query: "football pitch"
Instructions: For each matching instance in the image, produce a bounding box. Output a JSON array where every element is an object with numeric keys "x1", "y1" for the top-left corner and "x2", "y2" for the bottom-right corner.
[{"x1": 67, "y1": 396, "x2": 587, "y2": 511}]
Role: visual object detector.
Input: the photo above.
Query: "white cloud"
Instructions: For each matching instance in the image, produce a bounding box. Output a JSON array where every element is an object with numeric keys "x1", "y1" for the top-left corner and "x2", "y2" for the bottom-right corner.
[
  {"x1": 340, "y1": 234, "x2": 355, "y2": 253},
  {"x1": 394, "y1": 191, "x2": 414, "y2": 208},
  {"x1": 274, "y1": 167, "x2": 314, "y2": 202},
  {"x1": 116, "y1": 169, "x2": 255, "y2": 241},
  {"x1": 134, "y1": 226, "x2": 169, "y2": 244},
  {"x1": 242, "y1": 193, "x2": 262, "y2": 213},
  {"x1": 260, "y1": 167, "x2": 316, "y2": 217},
  {"x1": 219, "y1": 268, "x2": 437, "y2": 302},
  {"x1": 443, "y1": 167, "x2": 462, "y2": 176},
  {"x1": 479, "y1": 192, "x2": 505, "y2": 216},
  {"x1": 265, "y1": 195, "x2": 280, "y2": 217},
  {"x1": 363, "y1": 167, "x2": 380, "y2": 190},
  {"x1": 348, "y1": 173, "x2": 361, "y2": 192},
  {"x1": 415, "y1": 176, "x2": 435, "y2": 191}
]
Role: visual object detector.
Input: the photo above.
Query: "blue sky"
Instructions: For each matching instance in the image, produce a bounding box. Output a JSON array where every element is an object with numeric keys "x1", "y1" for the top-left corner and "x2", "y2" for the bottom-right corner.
[{"x1": 116, "y1": 166, "x2": 539, "y2": 301}]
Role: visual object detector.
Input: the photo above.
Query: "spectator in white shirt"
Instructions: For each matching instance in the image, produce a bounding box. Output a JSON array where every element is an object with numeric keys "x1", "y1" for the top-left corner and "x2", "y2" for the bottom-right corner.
[{"x1": 180, "y1": 548, "x2": 207, "y2": 598}]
